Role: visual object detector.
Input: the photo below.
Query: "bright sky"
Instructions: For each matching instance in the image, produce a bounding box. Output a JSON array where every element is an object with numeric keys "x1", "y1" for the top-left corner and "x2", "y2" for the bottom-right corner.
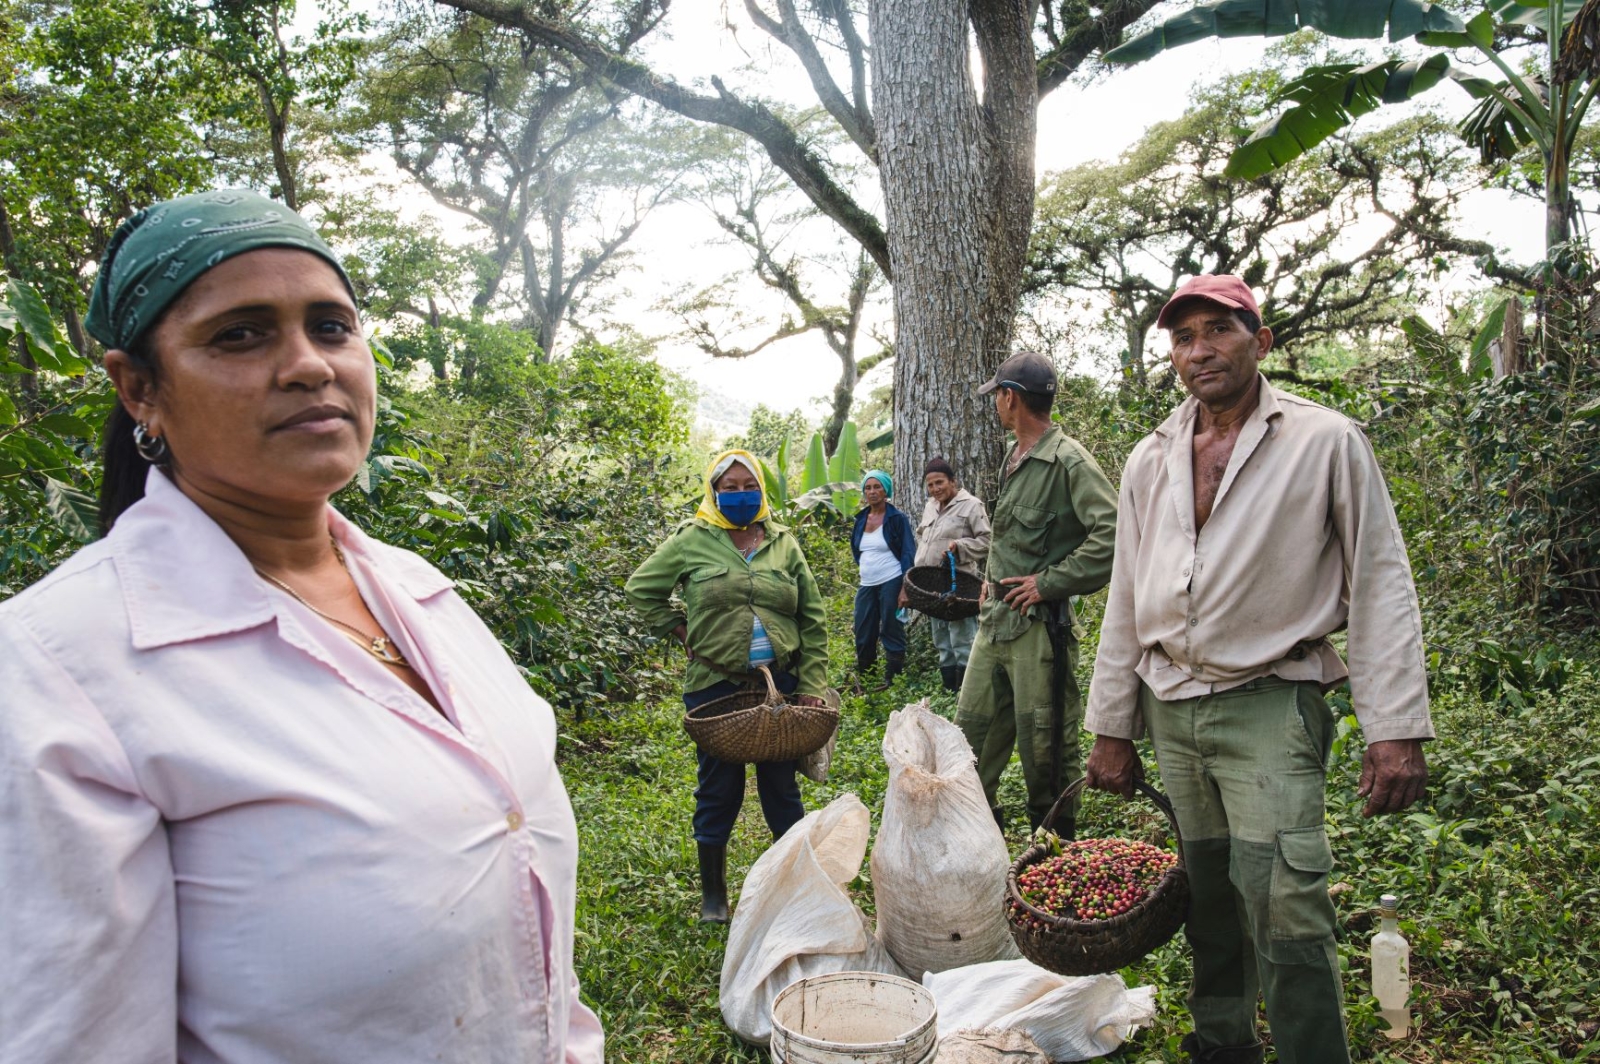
[
  {"x1": 608, "y1": 0, "x2": 1546, "y2": 429},
  {"x1": 304, "y1": 1, "x2": 1550, "y2": 432}
]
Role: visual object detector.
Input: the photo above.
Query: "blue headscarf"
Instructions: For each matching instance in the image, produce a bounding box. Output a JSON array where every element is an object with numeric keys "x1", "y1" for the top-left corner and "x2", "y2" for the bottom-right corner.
[{"x1": 862, "y1": 469, "x2": 893, "y2": 498}]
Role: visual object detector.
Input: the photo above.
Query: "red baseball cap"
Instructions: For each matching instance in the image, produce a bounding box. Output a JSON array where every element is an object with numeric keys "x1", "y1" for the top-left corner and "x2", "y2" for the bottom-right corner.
[{"x1": 1156, "y1": 274, "x2": 1261, "y2": 329}]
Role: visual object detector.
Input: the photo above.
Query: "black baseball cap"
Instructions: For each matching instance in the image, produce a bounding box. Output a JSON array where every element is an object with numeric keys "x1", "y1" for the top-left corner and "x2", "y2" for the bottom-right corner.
[{"x1": 977, "y1": 350, "x2": 1058, "y2": 396}]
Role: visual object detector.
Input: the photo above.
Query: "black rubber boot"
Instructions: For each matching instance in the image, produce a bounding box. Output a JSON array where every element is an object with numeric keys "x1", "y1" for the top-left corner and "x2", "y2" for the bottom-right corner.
[
  {"x1": 697, "y1": 842, "x2": 729, "y2": 924},
  {"x1": 940, "y1": 665, "x2": 965, "y2": 692},
  {"x1": 1178, "y1": 1034, "x2": 1265, "y2": 1064},
  {"x1": 872, "y1": 652, "x2": 905, "y2": 691},
  {"x1": 853, "y1": 650, "x2": 876, "y2": 694},
  {"x1": 885, "y1": 652, "x2": 906, "y2": 683}
]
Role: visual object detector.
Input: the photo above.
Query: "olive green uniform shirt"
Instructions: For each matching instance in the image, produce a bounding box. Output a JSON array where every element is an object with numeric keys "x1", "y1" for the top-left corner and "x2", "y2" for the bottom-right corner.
[
  {"x1": 980, "y1": 425, "x2": 1119, "y2": 642},
  {"x1": 624, "y1": 517, "x2": 829, "y2": 697}
]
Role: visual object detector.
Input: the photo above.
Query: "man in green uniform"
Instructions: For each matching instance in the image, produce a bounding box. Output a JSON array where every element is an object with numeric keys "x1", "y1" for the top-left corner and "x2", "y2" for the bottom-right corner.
[{"x1": 955, "y1": 351, "x2": 1118, "y2": 833}]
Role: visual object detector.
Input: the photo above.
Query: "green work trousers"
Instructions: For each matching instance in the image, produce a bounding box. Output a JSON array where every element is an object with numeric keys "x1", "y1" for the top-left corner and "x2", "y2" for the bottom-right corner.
[
  {"x1": 1142, "y1": 677, "x2": 1349, "y2": 1064},
  {"x1": 955, "y1": 620, "x2": 1079, "y2": 829}
]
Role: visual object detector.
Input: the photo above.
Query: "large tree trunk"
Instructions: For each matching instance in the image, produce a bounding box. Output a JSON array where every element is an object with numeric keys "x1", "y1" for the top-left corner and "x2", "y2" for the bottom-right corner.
[
  {"x1": 971, "y1": 0, "x2": 1038, "y2": 368},
  {"x1": 871, "y1": 0, "x2": 1010, "y2": 513},
  {"x1": 1122, "y1": 314, "x2": 1148, "y2": 388}
]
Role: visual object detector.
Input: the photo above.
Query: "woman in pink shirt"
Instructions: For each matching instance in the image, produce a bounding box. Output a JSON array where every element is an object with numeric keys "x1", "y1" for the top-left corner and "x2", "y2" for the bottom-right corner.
[{"x1": 0, "y1": 190, "x2": 603, "y2": 1064}]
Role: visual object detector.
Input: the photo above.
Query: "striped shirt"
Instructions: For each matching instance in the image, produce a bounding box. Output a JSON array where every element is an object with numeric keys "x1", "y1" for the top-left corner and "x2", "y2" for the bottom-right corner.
[{"x1": 742, "y1": 545, "x2": 778, "y2": 667}]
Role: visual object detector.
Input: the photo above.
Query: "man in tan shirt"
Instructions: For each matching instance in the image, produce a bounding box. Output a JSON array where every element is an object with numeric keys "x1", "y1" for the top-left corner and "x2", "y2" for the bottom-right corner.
[{"x1": 1085, "y1": 275, "x2": 1431, "y2": 1064}]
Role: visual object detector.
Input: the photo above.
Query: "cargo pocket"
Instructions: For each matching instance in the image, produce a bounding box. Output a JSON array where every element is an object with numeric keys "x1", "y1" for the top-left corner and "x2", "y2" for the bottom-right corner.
[
  {"x1": 683, "y1": 564, "x2": 731, "y2": 617},
  {"x1": 1269, "y1": 826, "x2": 1337, "y2": 941},
  {"x1": 1009, "y1": 503, "x2": 1054, "y2": 559},
  {"x1": 752, "y1": 569, "x2": 798, "y2": 615}
]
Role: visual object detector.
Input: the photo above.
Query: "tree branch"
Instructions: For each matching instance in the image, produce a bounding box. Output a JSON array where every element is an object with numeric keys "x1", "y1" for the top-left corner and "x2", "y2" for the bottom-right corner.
[
  {"x1": 745, "y1": 0, "x2": 876, "y2": 160},
  {"x1": 432, "y1": 0, "x2": 892, "y2": 277},
  {"x1": 1036, "y1": 0, "x2": 1166, "y2": 100}
]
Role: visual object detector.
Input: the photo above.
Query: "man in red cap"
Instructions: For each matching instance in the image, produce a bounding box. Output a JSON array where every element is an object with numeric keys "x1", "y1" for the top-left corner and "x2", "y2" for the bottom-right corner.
[{"x1": 1083, "y1": 275, "x2": 1433, "y2": 1063}]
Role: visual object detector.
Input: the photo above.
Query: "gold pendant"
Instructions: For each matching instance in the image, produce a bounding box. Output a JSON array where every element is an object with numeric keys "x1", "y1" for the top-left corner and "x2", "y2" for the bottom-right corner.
[{"x1": 369, "y1": 637, "x2": 409, "y2": 667}]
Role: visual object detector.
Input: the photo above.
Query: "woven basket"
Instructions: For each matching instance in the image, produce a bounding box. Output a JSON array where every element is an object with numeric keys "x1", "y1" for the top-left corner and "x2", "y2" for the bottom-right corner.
[
  {"x1": 903, "y1": 561, "x2": 983, "y2": 621},
  {"x1": 1005, "y1": 776, "x2": 1190, "y2": 976},
  {"x1": 683, "y1": 665, "x2": 840, "y2": 764}
]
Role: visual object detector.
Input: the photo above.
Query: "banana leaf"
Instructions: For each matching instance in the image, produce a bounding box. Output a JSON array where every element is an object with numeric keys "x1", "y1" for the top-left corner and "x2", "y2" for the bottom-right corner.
[
  {"x1": 827, "y1": 421, "x2": 863, "y2": 486},
  {"x1": 1468, "y1": 299, "x2": 1511, "y2": 379},
  {"x1": 802, "y1": 433, "x2": 828, "y2": 493},
  {"x1": 761, "y1": 458, "x2": 801, "y2": 517},
  {"x1": 1103, "y1": 0, "x2": 1464, "y2": 65},
  {"x1": 1224, "y1": 54, "x2": 1457, "y2": 179},
  {"x1": 1458, "y1": 74, "x2": 1543, "y2": 164}
]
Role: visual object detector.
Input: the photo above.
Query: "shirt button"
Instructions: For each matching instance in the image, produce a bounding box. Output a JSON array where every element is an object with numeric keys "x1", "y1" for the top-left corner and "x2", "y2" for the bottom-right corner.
[
  {"x1": 1189, "y1": 618, "x2": 1199, "y2": 627},
  {"x1": 506, "y1": 812, "x2": 524, "y2": 832}
]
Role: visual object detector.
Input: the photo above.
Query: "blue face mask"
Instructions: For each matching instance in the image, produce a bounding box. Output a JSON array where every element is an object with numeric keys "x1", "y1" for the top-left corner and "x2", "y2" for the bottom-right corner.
[{"x1": 716, "y1": 490, "x2": 763, "y2": 527}]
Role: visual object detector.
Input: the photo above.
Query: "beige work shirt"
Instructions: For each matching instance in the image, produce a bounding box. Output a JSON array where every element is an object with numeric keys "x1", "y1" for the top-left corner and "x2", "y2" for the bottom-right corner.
[
  {"x1": 914, "y1": 489, "x2": 992, "y2": 572},
  {"x1": 1086, "y1": 377, "x2": 1433, "y2": 744}
]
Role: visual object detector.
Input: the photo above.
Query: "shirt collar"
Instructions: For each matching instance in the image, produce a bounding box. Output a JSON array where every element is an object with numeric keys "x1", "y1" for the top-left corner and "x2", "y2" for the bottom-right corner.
[
  {"x1": 111, "y1": 469, "x2": 452, "y2": 651},
  {"x1": 1154, "y1": 373, "x2": 1282, "y2": 439},
  {"x1": 1011, "y1": 424, "x2": 1063, "y2": 465}
]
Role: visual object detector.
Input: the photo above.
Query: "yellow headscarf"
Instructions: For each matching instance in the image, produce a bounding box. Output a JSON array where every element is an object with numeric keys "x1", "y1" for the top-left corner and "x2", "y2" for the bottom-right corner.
[{"x1": 695, "y1": 449, "x2": 772, "y2": 530}]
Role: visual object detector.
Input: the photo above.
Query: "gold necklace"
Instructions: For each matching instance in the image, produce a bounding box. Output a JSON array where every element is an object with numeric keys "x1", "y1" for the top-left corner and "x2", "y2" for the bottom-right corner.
[
  {"x1": 255, "y1": 538, "x2": 413, "y2": 669},
  {"x1": 1006, "y1": 436, "x2": 1037, "y2": 476}
]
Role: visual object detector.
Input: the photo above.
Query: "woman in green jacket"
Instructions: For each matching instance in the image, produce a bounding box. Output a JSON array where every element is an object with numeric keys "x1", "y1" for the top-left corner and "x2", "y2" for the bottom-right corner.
[{"x1": 625, "y1": 450, "x2": 830, "y2": 923}]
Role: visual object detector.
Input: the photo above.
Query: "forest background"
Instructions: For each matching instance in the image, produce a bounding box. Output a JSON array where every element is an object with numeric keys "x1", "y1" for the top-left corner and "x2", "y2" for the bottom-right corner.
[{"x1": 2, "y1": 0, "x2": 1599, "y2": 1060}]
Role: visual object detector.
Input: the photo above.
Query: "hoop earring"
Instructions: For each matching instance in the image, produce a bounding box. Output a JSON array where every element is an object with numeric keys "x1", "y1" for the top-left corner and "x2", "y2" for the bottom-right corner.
[{"x1": 133, "y1": 421, "x2": 169, "y2": 463}]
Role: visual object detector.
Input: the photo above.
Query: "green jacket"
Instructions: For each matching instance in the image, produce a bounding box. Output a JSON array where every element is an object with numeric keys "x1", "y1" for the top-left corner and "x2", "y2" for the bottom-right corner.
[
  {"x1": 624, "y1": 517, "x2": 830, "y2": 697},
  {"x1": 981, "y1": 425, "x2": 1118, "y2": 643}
]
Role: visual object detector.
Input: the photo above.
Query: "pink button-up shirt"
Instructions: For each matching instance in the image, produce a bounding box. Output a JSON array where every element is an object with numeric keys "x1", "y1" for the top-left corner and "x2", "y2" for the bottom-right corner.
[{"x1": 0, "y1": 471, "x2": 603, "y2": 1064}]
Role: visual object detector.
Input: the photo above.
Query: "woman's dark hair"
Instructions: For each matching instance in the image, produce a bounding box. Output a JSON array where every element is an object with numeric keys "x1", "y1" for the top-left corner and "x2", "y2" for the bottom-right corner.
[{"x1": 99, "y1": 333, "x2": 162, "y2": 535}]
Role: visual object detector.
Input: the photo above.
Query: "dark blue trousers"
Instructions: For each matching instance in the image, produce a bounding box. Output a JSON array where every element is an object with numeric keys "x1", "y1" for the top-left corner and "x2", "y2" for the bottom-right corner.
[
  {"x1": 684, "y1": 668, "x2": 805, "y2": 846},
  {"x1": 853, "y1": 576, "x2": 907, "y2": 665}
]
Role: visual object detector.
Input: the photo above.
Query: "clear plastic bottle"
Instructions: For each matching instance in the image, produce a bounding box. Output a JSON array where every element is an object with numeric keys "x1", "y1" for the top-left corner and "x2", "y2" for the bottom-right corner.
[{"x1": 1371, "y1": 893, "x2": 1412, "y2": 1039}]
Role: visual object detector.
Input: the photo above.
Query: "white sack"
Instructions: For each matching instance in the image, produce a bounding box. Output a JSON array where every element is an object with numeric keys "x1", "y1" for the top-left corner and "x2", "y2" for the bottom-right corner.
[
  {"x1": 719, "y1": 794, "x2": 904, "y2": 1045},
  {"x1": 923, "y1": 959, "x2": 1158, "y2": 1061},
  {"x1": 937, "y1": 1028, "x2": 1050, "y2": 1063},
  {"x1": 872, "y1": 701, "x2": 1014, "y2": 976}
]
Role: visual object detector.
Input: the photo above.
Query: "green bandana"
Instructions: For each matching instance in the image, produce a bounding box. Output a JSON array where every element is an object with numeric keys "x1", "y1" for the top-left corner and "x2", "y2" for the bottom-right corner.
[{"x1": 85, "y1": 189, "x2": 354, "y2": 351}]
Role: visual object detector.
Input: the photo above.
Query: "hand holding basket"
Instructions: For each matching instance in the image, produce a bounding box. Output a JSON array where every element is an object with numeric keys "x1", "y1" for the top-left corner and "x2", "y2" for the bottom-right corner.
[
  {"x1": 1005, "y1": 776, "x2": 1190, "y2": 975},
  {"x1": 903, "y1": 550, "x2": 983, "y2": 621},
  {"x1": 682, "y1": 664, "x2": 839, "y2": 764}
]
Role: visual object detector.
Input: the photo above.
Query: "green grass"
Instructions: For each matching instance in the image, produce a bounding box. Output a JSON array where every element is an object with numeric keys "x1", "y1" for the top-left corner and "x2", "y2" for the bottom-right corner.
[{"x1": 559, "y1": 591, "x2": 1600, "y2": 1062}]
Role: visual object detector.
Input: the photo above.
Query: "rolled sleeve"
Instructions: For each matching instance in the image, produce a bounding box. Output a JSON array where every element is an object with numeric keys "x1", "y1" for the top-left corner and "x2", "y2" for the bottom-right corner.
[
  {"x1": 0, "y1": 617, "x2": 177, "y2": 1064},
  {"x1": 953, "y1": 501, "x2": 992, "y2": 570},
  {"x1": 623, "y1": 531, "x2": 689, "y2": 638},
  {"x1": 1086, "y1": 472, "x2": 1147, "y2": 740},
  {"x1": 792, "y1": 555, "x2": 830, "y2": 698},
  {"x1": 1332, "y1": 426, "x2": 1435, "y2": 742},
  {"x1": 1033, "y1": 452, "x2": 1118, "y2": 602}
]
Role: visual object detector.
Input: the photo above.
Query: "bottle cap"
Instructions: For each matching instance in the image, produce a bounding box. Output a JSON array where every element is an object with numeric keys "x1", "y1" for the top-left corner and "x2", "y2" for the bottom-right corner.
[{"x1": 1379, "y1": 893, "x2": 1399, "y2": 911}]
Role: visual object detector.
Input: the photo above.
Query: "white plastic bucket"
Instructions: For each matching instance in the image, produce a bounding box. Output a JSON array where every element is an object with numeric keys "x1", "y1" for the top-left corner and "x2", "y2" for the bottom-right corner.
[{"x1": 769, "y1": 970, "x2": 938, "y2": 1064}]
